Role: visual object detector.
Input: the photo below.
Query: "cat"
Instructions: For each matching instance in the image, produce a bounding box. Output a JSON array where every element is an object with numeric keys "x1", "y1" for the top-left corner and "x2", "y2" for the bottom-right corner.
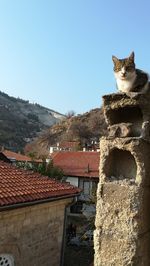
[{"x1": 112, "y1": 51, "x2": 149, "y2": 94}]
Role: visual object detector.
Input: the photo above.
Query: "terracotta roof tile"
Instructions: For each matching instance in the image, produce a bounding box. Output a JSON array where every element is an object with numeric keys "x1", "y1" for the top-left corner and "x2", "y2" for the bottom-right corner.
[
  {"x1": 52, "y1": 151, "x2": 100, "y2": 178},
  {"x1": 0, "y1": 161, "x2": 80, "y2": 208},
  {"x1": 2, "y1": 150, "x2": 42, "y2": 162},
  {"x1": 59, "y1": 141, "x2": 80, "y2": 149}
]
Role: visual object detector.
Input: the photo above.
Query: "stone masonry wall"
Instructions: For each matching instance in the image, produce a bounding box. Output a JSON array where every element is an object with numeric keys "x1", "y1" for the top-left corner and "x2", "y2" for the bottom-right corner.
[
  {"x1": 0, "y1": 198, "x2": 72, "y2": 266},
  {"x1": 94, "y1": 92, "x2": 150, "y2": 266}
]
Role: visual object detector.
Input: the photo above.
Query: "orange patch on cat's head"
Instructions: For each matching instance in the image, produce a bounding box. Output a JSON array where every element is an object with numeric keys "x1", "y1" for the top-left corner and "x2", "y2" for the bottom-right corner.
[{"x1": 112, "y1": 51, "x2": 135, "y2": 72}]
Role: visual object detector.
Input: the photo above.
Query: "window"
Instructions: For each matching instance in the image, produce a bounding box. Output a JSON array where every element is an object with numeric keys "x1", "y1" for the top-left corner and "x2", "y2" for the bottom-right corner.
[
  {"x1": 83, "y1": 181, "x2": 90, "y2": 195},
  {"x1": 70, "y1": 201, "x2": 83, "y2": 213}
]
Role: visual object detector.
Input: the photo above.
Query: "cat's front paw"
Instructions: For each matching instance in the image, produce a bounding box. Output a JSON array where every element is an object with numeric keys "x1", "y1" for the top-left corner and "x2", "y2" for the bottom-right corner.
[
  {"x1": 117, "y1": 90, "x2": 124, "y2": 95},
  {"x1": 126, "y1": 92, "x2": 139, "y2": 99}
]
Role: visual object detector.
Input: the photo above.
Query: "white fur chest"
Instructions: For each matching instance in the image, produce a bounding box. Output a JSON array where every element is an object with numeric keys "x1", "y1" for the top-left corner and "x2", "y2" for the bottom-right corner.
[
  {"x1": 116, "y1": 78, "x2": 135, "y2": 93},
  {"x1": 114, "y1": 72, "x2": 136, "y2": 93}
]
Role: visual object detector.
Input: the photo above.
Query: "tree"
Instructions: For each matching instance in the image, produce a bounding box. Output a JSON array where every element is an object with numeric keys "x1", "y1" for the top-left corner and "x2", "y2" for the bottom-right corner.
[
  {"x1": 70, "y1": 120, "x2": 92, "y2": 140},
  {"x1": 37, "y1": 159, "x2": 64, "y2": 181},
  {"x1": 65, "y1": 110, "x2": 76, "y2": 118}
]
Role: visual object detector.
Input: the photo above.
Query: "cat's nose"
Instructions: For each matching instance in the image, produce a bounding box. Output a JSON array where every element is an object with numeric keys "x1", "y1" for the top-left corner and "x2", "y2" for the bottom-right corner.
[{"x1": 121, "y1": 72, "x2": 126, "y2": 77}]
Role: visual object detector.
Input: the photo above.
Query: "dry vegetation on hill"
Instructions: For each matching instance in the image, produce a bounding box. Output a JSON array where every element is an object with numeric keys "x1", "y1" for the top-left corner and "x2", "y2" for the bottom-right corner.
[
  {"x1": 25, "y1": 108, "x2": 107, "y2": 158},
  {"x1": 0, "y1": 91, "x2": 107, "y2": 156}
]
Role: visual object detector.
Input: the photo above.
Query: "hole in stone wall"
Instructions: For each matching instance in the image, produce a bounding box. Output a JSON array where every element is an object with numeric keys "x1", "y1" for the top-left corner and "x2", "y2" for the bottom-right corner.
[
  {"x1": 107, "y1": 106, "x2": 143, "y2": 136},
  {"x1": 104, "y1": 149, "x2": 137, "y2": 181}
]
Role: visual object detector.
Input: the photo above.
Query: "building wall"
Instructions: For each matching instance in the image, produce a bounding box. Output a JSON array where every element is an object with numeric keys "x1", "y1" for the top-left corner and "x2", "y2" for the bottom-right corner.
[{"x1": 0, "y1": 198, "x2": 72, "y2": 266}]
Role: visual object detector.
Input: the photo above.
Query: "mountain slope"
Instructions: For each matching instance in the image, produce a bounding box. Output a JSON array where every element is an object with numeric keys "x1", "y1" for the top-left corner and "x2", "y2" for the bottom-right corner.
[
  {"x1": 25, "y1": 108, "x2": 107, "y2": 157},
  {"x1": 0, "y1": 91, "x2": 65, "y2": 151}
]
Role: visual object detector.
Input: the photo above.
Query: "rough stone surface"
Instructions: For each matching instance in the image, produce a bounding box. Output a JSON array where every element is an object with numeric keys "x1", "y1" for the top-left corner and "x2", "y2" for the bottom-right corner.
[
  {"x1": 99, "y1": 137, "x2": 150, "y2": 185},
  {"x1": 103, "y1": 91, "x2": 150, "y2": 140},
  {"x1": 94, "y1": 92, "x2": 150, "y2": 266},
  {"x1": 95, "y1": 181, "x2": 150, "y2": 265},
  {"x1": 108, "y1": 123, "x2": 133, "y2": 138},
  {"x1": 0, "y1": 199, "x2": 72, "y2": 266}
]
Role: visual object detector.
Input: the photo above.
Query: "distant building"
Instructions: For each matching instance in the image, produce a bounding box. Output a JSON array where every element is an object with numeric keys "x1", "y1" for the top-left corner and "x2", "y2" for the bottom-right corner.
[
  {"x1": 2, "y1": 149, "x2": 42, "y2": 164},
  {"x1": 49, "y1": 141, "x2": 80, "y2": 154},
  {"x1": 0, "y1": 152, "x2": 11, "y2": 163},
  {"x1": 1, "y1": 149, "x2": 42, "y2": 170},
  {"x1": 0, "y1": 160, "x2": 80, "y2": 266},
  {"x1": 51, "y1": 151, "x2": 99, "y2": 215}
]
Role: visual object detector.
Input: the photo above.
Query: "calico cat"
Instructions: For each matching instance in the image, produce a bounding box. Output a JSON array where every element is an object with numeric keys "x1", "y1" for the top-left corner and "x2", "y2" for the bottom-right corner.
[{"x1": 112, "y1": 52, "x2": 149, "y2": 94}]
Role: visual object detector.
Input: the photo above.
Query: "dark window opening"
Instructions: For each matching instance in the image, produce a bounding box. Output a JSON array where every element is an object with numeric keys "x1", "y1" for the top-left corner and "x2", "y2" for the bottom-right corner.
[{"x1": 70, "y1": 201, "x2": 83, "y2": 214}]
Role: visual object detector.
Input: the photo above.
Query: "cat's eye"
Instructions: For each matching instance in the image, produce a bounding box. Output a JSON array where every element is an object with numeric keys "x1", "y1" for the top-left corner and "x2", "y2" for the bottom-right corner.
[
  {"x1": 126, "y1": 66, "x2": 134, "y2": 71},
  {"x1": 114, "y1": 67, "x2": 121, "y2": 72}
]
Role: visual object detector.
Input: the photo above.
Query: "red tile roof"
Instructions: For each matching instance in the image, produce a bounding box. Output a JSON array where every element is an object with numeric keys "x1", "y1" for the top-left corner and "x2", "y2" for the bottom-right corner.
[
  {"x1": 2, "y1": 150, "x2": 42, "y2": 163},
  {"x1": 52, "y1": 151, "x2": 100, "y2": 178},
  {"x1": 0, "y1": 161, "x2": 80, "y2": 208},
  {"x1": 59, "y1": 141, "x2": 80, "y2": 149}
]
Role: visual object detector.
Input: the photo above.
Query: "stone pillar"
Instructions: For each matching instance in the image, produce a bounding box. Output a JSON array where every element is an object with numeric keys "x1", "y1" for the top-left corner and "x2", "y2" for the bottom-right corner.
[{"x1": 94, "y1": 92, "x2": 150, "y2": 266}]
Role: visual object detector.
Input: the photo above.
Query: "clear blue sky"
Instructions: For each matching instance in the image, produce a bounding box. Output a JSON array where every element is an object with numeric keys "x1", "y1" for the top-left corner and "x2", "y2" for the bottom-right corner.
[{"x1": 0, "y1": 0, "x2": 150, "y2": 115}]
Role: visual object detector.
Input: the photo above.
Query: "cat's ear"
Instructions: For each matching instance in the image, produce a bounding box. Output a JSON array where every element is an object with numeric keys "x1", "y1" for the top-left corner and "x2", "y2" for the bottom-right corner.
[
  {"x1": 112, "y1": 55, "x2": 119, "y2": 64},
  {"x1": 129, "y1": 51, "x2": 134, "y2": 61}
]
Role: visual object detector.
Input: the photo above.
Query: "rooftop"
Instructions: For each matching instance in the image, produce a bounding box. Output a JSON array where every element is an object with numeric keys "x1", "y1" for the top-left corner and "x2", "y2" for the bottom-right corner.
[
  {"x1": 2, "y1": 149, "x2": 42, "y2": 163},
  {"x1": 52, "y1": 151, "x2": 100, "y2": 178},
  {"x1": 0, "y1": 160, "x2": 80, "y2": 208}
]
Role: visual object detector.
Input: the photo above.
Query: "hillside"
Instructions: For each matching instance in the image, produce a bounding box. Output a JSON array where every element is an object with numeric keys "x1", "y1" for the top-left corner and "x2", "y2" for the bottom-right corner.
[
  {"x1": 25, "y1": 108, "x2": 107, "y2": 157},
  {"x1": 0, "y1": 91, "x2": 65, "y2": 152}
]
